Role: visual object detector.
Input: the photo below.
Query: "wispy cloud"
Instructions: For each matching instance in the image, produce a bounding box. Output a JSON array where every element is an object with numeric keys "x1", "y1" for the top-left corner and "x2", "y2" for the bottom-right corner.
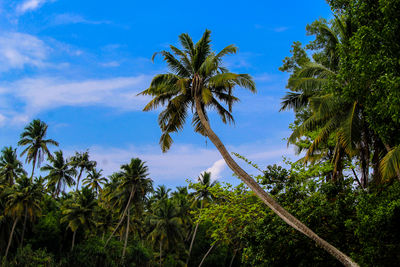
[
  {"x1": 16, "y1": 0, "x2": 54, "y2": 14},
  {"x1": 0, "y1": 32, "x2": 49, "y2": 72},
  {"x1": 51, "y1": 13, "x2": 111, "y2": 26},
  {"x1": 0, "y1": 75, "x2": 151, "y2": 125},
  {"x1": 273, "y1": 26, "x2": 289, "y2": 33}
]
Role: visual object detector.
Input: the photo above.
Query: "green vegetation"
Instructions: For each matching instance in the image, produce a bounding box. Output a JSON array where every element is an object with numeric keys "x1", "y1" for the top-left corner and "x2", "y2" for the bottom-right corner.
[{"x1": 1, "y1": 0, "x2": 400, "y2": 266}]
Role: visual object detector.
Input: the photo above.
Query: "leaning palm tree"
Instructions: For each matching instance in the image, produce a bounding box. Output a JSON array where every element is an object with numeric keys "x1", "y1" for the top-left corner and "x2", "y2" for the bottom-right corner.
[
  {"x1": 41, "y1": 150, "x2": 76, "y2": 197},
  {"x1": 186, "y1": 172, "x2": 217, "y2": 266},
  {"x1": 104, "y1": 158, "x2": 153, "y2": 259},
  {"x1": 18, "y1": 119, "x2": 59, "y2": 179},
  {"x1": 69, "y1": 150, "x2": 97, "y2": 191},
  {"x1": 4, "y1": 175, "x2": 44, "y2": 258},
  {"x1": 0, "y1": 146, "x2": 27, "y2": 186},
  {"x1": 141, "y1": 30, "x2": 358, "y2": 266},
  {"x1": 148, "y1": 199, "x2": 183, "y2": 267},
  {"x1": 61, "y1": 187, "x2": 97, "y2": 251},
  {"x1": 83, "y1": 168, "x2": 107, "y2": 195}
]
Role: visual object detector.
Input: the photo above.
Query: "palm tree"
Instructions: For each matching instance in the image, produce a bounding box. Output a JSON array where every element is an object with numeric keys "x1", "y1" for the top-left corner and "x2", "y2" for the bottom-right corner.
[
  {"x1": 153, "y1": 185, "x2": 171, "y2": 201},
  {"x1": 18, "y1": 119, "x2": 59, "y2": 179},
  {"x1": 69, "y1": 151, "x2": 97, "y2": 191},
  {"x1": 148, "y1": 199, "x2": 183, "y2": 267},
  {"x1": 104, "y1": 158, "x2": 153, "y2": 259},
  {"x1": 0, "y1": 146, "x2": 26, "y2": 186},
  {"x1": 4, "y1": 176, "x2": 44, "y2": 258},
  {"x1": 83, "y1": 168, "x2": 107, "y2": 195},
  {"x1": 141, "y1": 30, "x2": 358, "y2": 266},
  {"x1": 41, "y1": 150, "x2": 76, "y2": 197},
  {"x1": 186, "y1": 172, "x2": 217, "y2": 266},
  {"x1": 61, "y1": 187, "x2": 97, "y2": 251}
]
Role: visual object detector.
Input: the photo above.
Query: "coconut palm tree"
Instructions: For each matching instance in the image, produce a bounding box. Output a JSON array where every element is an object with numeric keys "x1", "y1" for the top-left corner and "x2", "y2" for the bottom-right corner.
[
  {"x1": 41, "y1": 150, "x2": 76, "y2": 197},
  {"x1": 83, "y1": 168, "x2": 107, "y2": 196},
  {"x1": 0, "y1": 146, "x2": 26, "y2": 186},
  {"x1": 153, "y1": 185, "x2": 171, "y2": 201},
  {"x1": 141, "y1": 30, "x2": 358, "y2": 266},
  {"x1": 148, "y1": 199, "x2": 183, "y2": 267},
  {"x1": 18, "y1": 119, "x2": 59, "y2": 179},
  {"x1": 69, "y1": 151, "x2": 97, "y2": 191},
  {"x1": 4, "y1": 175, "x2": 44, "y2": 258},
  {"x1": 61, "y1": 187, "x2": 97, "y2": 251},
  {"x1": 104, "y1": 158, "x2": 153, "y2": 259},
  {"x1": 186, "y1": 172, "x2": 217, "y2": 265}
]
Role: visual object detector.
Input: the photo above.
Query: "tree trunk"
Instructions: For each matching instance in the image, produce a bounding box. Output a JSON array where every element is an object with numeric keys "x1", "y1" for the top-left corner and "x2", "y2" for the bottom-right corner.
[
  {"x1": 186, "y1": 201, "x2": 203, "y2": 266},
  {"x1": 229, "y1": 249, "x2": 238, "y2": 267},
  {"x1": 159, "y1": 240, "x2": 162, "y2": 267},
  {"x1": 71, "y1": 230, "x2": 76, "y2": 252},
  {"x1": 198, "y1": 243, "x2": 216, "y2": 267},
  {"x1": 5, "y1": 217, "x2": 19, "y2": 259},
  {"x1": 20, "y1": 208, "x2": 28, "y2": 247},
  {"x1": 31, "y1": 157, "x2": 36, "y2": 179},
  {"x1": 104, "y1": 187, "x2": 136, "y2": 247},
  {"x1": 194, "y1": 97, "x2": 359, "y2": 267},
  {"x1": 76, "y1": 168, "x2": 84, "y2": 191},
  {"x1": 122, "y1": 208, "x2": 130, "y2": 259}
]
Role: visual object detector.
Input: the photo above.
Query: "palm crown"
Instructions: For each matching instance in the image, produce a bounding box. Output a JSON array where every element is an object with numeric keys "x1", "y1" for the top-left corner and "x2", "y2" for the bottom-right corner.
[{"x1": 140, "y1": 29, "x2": 256, "y2": 152}]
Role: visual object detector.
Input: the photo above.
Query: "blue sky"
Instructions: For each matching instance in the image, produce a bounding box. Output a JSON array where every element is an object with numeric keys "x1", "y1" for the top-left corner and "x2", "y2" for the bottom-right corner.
[{"x1": 0, "y1": 0, "x2": 332, "y2": 187}]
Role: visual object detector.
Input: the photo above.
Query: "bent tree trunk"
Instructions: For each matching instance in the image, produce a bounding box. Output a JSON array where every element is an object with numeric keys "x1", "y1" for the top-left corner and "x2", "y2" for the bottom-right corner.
[
  {"x1": 104, "y1": 187, "x2": 136, "y2": 247},
  {"x1": 198, "y1": 242, "x2": 217, "y2": 267},
  {"x1": 76, "y1": 168, "x2": 84, "y2": 191},
  {"x1": 20, "y1": 208, "x2": 28, "y2": 248},
  {"x1": 71, "y1": 230, "x2": 76, "y2": 251},
  {"x1": 122, "y1": 208, "x2": 130, "y2": 259},
  {"x1": 186, "y1": 201, "x2": 203, "y2": 266},
  {"x1": 5, "y1": 217, "x2": 19, "y2": 259},
  {"x1": 194, "y1": 98, "x2": 359, "y2": 267}
]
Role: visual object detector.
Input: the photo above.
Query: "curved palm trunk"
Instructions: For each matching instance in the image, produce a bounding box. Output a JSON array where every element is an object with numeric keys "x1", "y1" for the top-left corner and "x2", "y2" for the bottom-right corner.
[
  {"x1": 71, "y1": 230, "x2": 76, "y2": 251},
  {"x1": 104, "y1": 187, "x2": 136, "y2": 247},
  {"x1": 31, "y1": 157, "x2": 37, "y2": 179},
  {"x1": 229, "y1": 249, "x2": 238, "y2": 267},
  {"x1": 5, "y1": 217, "x2": 19, "y2": 259},
  {"x1": 195, "y1": 98, "x2": 359, "y2": 267},
  {"x1": 20, "y1": 208, "x2": 28, "y2": 247},
  {"x1": 159, "y1": 240, "x2": 162, "y2": 267},
  {"x1": 76, "y1": 168, "x2": 84, "y2": 191},
  {"x1": 122, "y1": 208, "x2": 130, "y2": 259},
  {"x1": 186, "y1": 201, "x2": 203, "y2": 266},
  {"x1": 198, "y1": 242, "x2": 217, "y2": 267}
]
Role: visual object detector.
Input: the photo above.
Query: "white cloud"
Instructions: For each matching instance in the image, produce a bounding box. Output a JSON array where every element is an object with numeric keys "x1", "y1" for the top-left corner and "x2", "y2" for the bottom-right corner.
[
  {"x1": 1, "y1": 74, "x2": 149, "y2": 113},
  {"x1": 205, "y1": 159, "x2": 226, "y2": 181},
  {"x1": 0, "y1": 32, "x2": 49, "y2": 72},
  {"x1": 16, "y1": 0, "x2": 52, "y2": 14},
  {"x1": 51, "y1": 13, "x2": 111, "y2": 25},
  {"x1": 273, "y1": 26, "x2": 289, "y2": 33}
]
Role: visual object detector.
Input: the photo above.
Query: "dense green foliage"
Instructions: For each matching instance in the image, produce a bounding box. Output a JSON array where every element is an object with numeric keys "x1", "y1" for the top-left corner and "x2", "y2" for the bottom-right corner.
[{"x1": 1, "y1": 0, "x2": 400, "y2": 266}]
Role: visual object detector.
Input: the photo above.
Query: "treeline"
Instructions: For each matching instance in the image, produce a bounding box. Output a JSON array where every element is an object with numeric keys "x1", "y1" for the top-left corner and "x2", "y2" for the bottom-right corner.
[{"x1": 1, "y1": 0, "x2": 400, "y2": 266}]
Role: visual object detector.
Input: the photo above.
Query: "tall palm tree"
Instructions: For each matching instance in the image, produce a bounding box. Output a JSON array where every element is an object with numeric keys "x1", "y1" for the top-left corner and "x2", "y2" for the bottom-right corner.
[
  {"x1": 18, "y1": 119, "x2": 59, "y2": 179},
  {"x1": 4, "y1": 176, "x2": 44, "y2": 258},
  {"x1": 61, "y1": 187, "x2": 97, "y2": 251},
  {"x1": 0, "y1": 146, "x2": 26, "y2": 186},
  {"x1": 83, "y1": 168, "x2": 107, "y2": 195},
  {"x1": 69, "y1": 151, "x2": 97, "y2": 191},
  {"x1": 186, "y1": 172, "x2": 217, "y2": 266},
  {"x1": 148, "y1": 199, "x2": 183, "y2": 267},
  {"x1": 153, "y1": 185, "x2": 171, "y2": 201},
  {"x1": 41, "y1": 150, "x2": 76, "y2": 197},
  {"x1": 141, "y1": 30, "x2": 358, "y2": 266},
  {"x1": 104, "y1": 158, "x2": 153, "y2": 259}
]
